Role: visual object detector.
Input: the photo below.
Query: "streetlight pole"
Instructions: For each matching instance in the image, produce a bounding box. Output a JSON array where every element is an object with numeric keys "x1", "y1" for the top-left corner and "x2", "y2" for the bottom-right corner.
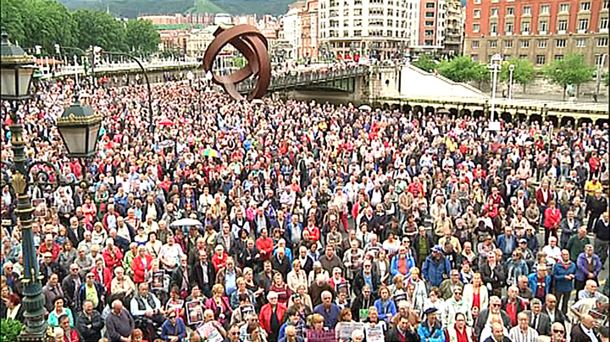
[
  {"x1": 508, "y1": 64, "x2": 515, "y2": 100},
  {"x1": 55, "y1": 44, "x2": 95, "y2": 87},
  {"x1": 595, "y1": 53, "x2": 607, "y2": 103},
  {"x1": 1, "y1": 30, "x2": 101, "y2": 342},
  {"x1": 488, "y1": 53, "x2": 502, "y2": 131}
]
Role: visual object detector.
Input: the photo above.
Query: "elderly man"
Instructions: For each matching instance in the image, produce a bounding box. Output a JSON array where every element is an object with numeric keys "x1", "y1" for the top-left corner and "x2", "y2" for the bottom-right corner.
[
  {"x1": 575, "y1": 244, "x2": 602, "y2": 292},
  {"x1": 509, "y1": 312, "x2": 539, "y2": 342},
  {"x1": 106, "y1": 300, "x2": 134, "y2": 342},
  {"x1": 501, "y1": 286, "x2": 528, "y2": 328},
  {"x1": 313, "y1": 290, "x2": 341, "y2": 329},
  {"x1": 76, "y1": 300, "x2": 105, "y2": 342},
  {"x1": 442, "y1": 286, "x2": 471, "y2": 327},
  {"x1": 417, "y1": 307, "x2": 445, "y2": 342},
  {"x1": 439, "y1": 269, "x2": 464, "y2": 300},
  {"x1": 542, "y1": 294, "x2": 567, "y2": 327},
  {"x1": 474, "y1": 296, "x2": 511, "y2": 339},
  {"x1": 130, "y1": 283, "x2": 165, "y2": 331},
  {"x1": 529, "y1": 264, "x2": 552, "y2": 301},
  {"x1": 525, "y1": 298, "x2": 551, "y2": 336},
  {"x1": 570, "y1": 314, "x2": 603, "y2": 342},
  {"x1": 422, "y1": 245, "x2": 451, "y2": 288}
]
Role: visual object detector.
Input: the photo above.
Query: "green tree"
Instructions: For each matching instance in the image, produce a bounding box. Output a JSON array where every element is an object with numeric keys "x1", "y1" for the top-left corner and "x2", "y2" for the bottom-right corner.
[
  {"x1": 125, "y1": 19, "x2": 160, "y2": 55},
  {"x1": 14, "y1": 0, "x2": 78, "y2": 53},
  {"x1": 73, "y1": 9, "x2": 127, "y2": 53},
  {"x1": 412, "y1": 54, "x2": 437, "y2": 73},
  {"x1": 437, "y1": 56, "x2": 488, "y2": 83},
  {"x1": 604, "y1": 73, "x2": 609, "y2": 87},
  {"x1": 543, "y1": 53, "x2": 594, "y2": 100},
  {"x1": 0, "y1": 0, "x2": 27, "y2": 45},
  {"x1": 500, "y1": 57, "x2": 535, "y2": 92}
]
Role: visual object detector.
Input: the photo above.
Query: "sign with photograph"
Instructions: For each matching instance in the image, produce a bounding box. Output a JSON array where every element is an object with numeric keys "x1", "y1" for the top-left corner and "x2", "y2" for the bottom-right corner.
[
  {"x1": 186, "y1": 300, "x2": 205, "y2": 325},
  {"x1": 151, "y1": 271, "x2": 165, "y2": 291}
]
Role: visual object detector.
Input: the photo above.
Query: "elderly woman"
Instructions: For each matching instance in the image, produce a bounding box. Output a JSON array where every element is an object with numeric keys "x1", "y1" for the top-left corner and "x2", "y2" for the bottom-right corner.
[
  {"x1": 287, "y1": 259, "x2": 308, "y2": 292},
  {"x1": 48, "y1": 297, "x2": 74, "y2": 328},
  {"x1": 205, "y1": 284, "x2": 232, "y2": 328}
]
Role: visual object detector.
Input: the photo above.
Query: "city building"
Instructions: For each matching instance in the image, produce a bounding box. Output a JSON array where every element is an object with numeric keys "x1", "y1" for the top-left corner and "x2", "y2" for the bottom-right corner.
[
  {"x1": 317, "y1": 0, "x2": 413, "y2": 60},
  {"x1": 443, "y1": 0, "x2": 464, "y2": 55},
  {"x1": 464, "y1": 0, "x2": 609, "y2": 67},
  {"x1": 282, "y1": 1, "x2": 306, "y2": 59},
  {"x1": 298, "y1": 0, "x2": 319, "y2": 60},
  {"x1": 158, "y1": 29, "x2": 190, "y2": 53}
]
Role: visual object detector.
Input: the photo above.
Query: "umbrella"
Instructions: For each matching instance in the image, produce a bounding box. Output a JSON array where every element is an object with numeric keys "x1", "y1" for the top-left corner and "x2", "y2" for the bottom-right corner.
[
  {"x1": 359, "y1": 105, "x2": 372, "y2": 111},
  {"x1": 158, "y1": 118, "x2": 174, "y2": 127},
  {"x1": 203, "y1": 147, "x2": 220, "y2": 158},
  {"x1": 251, "y1": 99, "x2": 264, "y2": 105},
  {"x1": 169, "y1": 218, "x2": 203, "y2": 227}
]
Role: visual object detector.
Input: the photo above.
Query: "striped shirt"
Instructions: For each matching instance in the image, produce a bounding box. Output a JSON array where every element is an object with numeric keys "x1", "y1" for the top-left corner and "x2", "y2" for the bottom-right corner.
[{"x1": 509, "y1": 326, "x2": 539, "y2": 342}]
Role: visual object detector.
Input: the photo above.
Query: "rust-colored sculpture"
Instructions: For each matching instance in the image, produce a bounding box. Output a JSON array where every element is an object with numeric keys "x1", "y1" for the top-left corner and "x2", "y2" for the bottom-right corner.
[{"x1": 203, "y1": 24, "x2": 271, "y2": 101}]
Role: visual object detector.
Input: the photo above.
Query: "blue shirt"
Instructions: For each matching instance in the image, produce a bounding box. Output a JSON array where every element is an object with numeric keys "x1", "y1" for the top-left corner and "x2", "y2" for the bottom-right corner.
[
  {"x1": 161, "y1": 317, "x2": 187, "y2": 341},
  {"x1": 313, "y1": 303, "x2": 341, "y2": 329},
  {"x1": 225, "y1": 270, "x2": 237, "y2": 296}
]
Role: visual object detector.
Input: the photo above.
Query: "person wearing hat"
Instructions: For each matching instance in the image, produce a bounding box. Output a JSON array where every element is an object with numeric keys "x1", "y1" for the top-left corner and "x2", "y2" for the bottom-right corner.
[
  {"x1": 417, "y1": 307, "x2": 445, "y2": 342},
  {"x1": 422, "y1": 245, "x2": 451, "y2": 288}
]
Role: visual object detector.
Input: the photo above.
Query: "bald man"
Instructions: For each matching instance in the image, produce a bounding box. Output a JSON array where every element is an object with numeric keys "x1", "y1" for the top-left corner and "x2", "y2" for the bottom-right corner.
[{"x1": 570, "y1": 314, "x2": 602, "y2": 342}]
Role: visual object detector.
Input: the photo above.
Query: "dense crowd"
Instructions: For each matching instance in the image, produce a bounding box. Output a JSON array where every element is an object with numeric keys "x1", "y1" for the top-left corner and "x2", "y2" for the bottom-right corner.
[{"x1": 0, "y1": 73, "x2": 609, "y2": 342}]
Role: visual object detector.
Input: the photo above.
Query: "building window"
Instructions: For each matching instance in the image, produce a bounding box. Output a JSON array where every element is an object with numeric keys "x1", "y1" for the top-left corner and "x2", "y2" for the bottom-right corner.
[
  {"x1": 559, "y1": 3, "x2": 570, "y2": 12},
  {"x1": 489, "y1": 40, "x2": 498, "y2": 48},
  {"x1": 491, "y1": 8, "x2": 499, "y2": 16},
  {"x1": 604, "y1": 1, "x2": 609, "y2": 9},
  {"x1": 538, "y1": 39, "x2": 547, "y2": 48},
  {"x1": 520, "y1": 39, "x2": 530, "y2": 48},
  {"x1": 504, "y1": 40, "x2": 513, "y2": 48},
  {"x1": 578, "y1": 18, "x2": 589, "y2": 30},
  {"x1": 507, "y1": 7, "x2": 514, "y2": 15},
  {"x1": 598, "y1": 37, "x2": 609, "y2": 46},
  {"x1": 555, "y1": 55, "x2": 564, "y2": 60},
  {"x1": 556, "y1": 39, "x2": 567, "y2": 47},
  {"x1": 505, "y1": 22, "x2": 514, "y2": 33},
  {"x1": 490, "y1": 23, "x2": 498, "y2": 34},
  {"x1": 474, "y1": 9, "x2": 481, "y2": 18},
  {"x1": 519, "y1": 55, "x2": 527, "y2": 59},
  {"x1": 471, "y1": 40, "x2": 479, "y2": 48},
  {"x1": 596, "y1": 54, "x2": 606, "y2": 65},
  {"x1": 536, "y1": 55, "x2": 546, "y2": 65},
  {"x1": 473, "y1": 23, "x2": 480, "y2": 32},
  {"x1": 474, "y1": 0, "x2": 480, "y2": 4},
  {"x1": 425, "y1": 20, "x2": 434, "y2": 26},
  {"x1": 580, "y1": 2, "x2": 591, "y2": 10},
  {"x1": 600, "y1": 17, "x2": 609, "y2": 30},
  {"x1": 521, "y1": 21, "x2": 530, "y2": 33},
  {"x1": 471, "y1": 54, "x2": 479, "y2": 61},
  {"x1": 523, "y1": 6, "x2": 532, "y2": 15},
  {"x1": 426, "y1": 2, "x2": 435, "y2": 8},
  {"x1": 538, "y1": 20, "x2": 548, "y2": 32},
  {"x1": 576, "y1": 38, "x2": 586, "y2": 47},
  {"x1": 425, "y1": 12, "x2": 435, "y2": 17},
  {"x1": 557, "y1": 20, "x2": 568, "y2": 31},
  {"x1": 540, "y1": 4, "x2": 550, "y2": 14}
]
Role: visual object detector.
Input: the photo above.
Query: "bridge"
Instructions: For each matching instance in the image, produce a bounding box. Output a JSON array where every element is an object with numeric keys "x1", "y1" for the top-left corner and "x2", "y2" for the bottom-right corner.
[{"x1": 43, "y1": 59, "x2": 609, "y2": 125}]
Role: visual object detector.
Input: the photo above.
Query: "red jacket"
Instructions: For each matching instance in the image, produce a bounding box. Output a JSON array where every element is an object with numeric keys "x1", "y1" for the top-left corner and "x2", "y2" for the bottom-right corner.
[
  {"x1": 543, "y1": 207, "x2": 562, "y2": 230},
  {"x1": 102, "y1": 247, "x2": 124, "y2": 270},
  {"x1": 92, "y1": 267, "x2": 113, "y2": 293},
  {"x1": 39, "y1": 243, "x2": 62, "y2": 263},
  {"x1": 132, "y1": 254, "x2": 153, "y2": 283},
  {"x1": 256, "y1": 237, "x2": 274, "y2": 261},
  {"x1": 536, "y1": 188, "x2": 552, "y2": 207},
  {"x1": 259, "y1": 303, "x2": 287, "y2": 334},
  {"x1": 211, "y1": 252, "x2": 228, "y2": 272}
]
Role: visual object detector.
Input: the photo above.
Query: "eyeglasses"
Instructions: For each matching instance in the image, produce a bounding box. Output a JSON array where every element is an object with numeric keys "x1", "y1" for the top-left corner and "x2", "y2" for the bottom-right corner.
[
  {"x1": 491, "y1": 303, "x2": 501, "y2": 307},
  {"x1": 553, "y1": 330, "x2": 565, "y2": 334}
]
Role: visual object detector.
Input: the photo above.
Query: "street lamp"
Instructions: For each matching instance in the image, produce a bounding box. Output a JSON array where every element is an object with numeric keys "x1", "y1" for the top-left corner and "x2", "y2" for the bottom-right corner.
[
  {"x1": 508, "y1": 64, "x2": 515, "y2": 100},
  {"x1": 488, "y1": 53, "x2": 502, "y2": 131},
  {"x1": 1, "y1": 30, "x2": 98, "y2": 341}
]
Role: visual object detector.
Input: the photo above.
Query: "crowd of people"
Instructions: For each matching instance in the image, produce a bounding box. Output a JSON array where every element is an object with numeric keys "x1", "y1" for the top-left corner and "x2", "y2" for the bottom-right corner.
[{"x1": 0, "y1": 71, "x2": 609, "y2": 342}]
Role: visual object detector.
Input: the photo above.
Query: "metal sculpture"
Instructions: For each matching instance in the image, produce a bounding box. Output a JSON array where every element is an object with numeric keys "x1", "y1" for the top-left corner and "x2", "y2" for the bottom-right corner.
[{"x1": 202, "y1": 24, "x2": 271, "y2": 101}]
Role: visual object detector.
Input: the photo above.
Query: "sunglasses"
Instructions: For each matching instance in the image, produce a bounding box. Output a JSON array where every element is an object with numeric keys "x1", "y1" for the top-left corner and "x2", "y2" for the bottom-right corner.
[{"x1": 553, "y1": 330, "x2": 564, "y2": 334}]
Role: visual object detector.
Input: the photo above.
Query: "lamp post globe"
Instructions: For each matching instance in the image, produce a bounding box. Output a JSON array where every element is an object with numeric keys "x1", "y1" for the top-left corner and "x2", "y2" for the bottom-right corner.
[
  {"x1": 0, "y1": 30, "x2": 36, "y2": 101},
  {"x1": 57, "y1": 100, "x2": 102, "y2": 158}
]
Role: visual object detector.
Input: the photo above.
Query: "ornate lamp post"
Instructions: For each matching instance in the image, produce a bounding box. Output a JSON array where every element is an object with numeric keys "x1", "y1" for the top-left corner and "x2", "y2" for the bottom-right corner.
[{"x1": 1, "y1": 31, "x2": 101, "y2": 341}]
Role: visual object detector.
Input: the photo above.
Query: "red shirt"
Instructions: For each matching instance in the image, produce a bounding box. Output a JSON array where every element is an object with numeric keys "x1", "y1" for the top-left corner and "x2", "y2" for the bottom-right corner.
[
  {"x1": 472, "y1": 292, "x2": 480, "y2": 310},
  {"x1": 506, "y1": 300, "x2": 518, "y2": 326}
]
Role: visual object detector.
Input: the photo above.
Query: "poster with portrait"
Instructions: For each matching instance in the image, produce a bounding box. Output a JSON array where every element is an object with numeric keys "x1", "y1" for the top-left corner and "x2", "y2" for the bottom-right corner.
[
  {"x1": 186, "y1": 300, "x2": 205, "y2": 325},
  {"x1": 196, "y1": 322, "x2": 223, "y2": 342},
  {"x1": 151, "y1": 271, "x2": 165, "y2": 291},
  {"x1": 32, "y1": 198, "x2": 47, "y2": 218}
]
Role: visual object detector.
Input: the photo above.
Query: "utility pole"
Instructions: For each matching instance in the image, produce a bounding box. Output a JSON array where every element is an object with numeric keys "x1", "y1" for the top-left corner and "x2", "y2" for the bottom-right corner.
[{"x1": 595, "y1": 54, "x2": 607, "y2": 103}]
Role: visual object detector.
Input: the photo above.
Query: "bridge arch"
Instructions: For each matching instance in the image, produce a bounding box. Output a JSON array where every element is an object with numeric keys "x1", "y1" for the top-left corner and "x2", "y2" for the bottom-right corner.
[
  {"x1": 500, "y1": 112, "x2": 512, "y2": 123},
  {"x1": 560, "y1": 116, "x2": 575, "y2": 127},
  {"x1": 449, "y1": 108, "x2": 459, "y2": 118},
  {"x1": 413, "y1": 105, "x2": 424, "y2": 115},
  {"x1": 460, "y1": 108, "x2": 472, "y2": 118},
  {"x1": 425, "y1": 106, "x2": 435, "y2": 115},
  {"x1": 403, "y1": 104, "x2": 412, "y2": 113},
  {"x1": 546, "y1": 115, "x2": 559, "y2": 127},
  {"x1": 529, "y1": 114, "x2": 543, "y2": 124},
  {"x1": 577, "y1": 117, "x2": 593, "y2": 126},
  {"x1": 596, "y1": 117, "x2": 609, "y2": 126},
  {"x1": 473, "y1": 110, "x2": 485, "y2": 119}
]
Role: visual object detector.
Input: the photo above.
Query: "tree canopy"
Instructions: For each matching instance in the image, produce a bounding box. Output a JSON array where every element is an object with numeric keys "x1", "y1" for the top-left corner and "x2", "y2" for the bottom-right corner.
[
  {"x1": 500, "y1": 58, "x2": 535, "y2": 88},
  {"x1": 411, "y1": 55, "x2": 437, "y2": 73},
  {"x1": 1, "y1": 0, "x2": 160, "y2": 56},
  {"x1": 437, "y1": 56, "x2": 488, "y2": 83},
  {"x1": 542, "y1": 54, "x2": 594, "y2": 98}
]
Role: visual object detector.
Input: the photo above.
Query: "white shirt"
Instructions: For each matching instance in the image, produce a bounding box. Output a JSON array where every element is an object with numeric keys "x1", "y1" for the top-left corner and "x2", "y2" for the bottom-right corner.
[
  {"x1": 580, "y1": 324, "x2": 599, "y2": 342},
  {"x1": 509, "y1": 326, "x2": 539, "y2": 342}
]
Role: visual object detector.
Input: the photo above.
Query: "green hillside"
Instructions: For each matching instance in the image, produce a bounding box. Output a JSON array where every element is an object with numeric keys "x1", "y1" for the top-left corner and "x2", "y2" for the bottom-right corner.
[{"x1": 59, "y1": 0, "x2": 292, "y2": 16}]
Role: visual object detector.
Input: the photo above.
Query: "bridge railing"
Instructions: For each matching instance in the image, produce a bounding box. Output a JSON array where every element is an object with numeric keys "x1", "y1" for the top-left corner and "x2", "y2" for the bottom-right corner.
[{"x1": 236, "y1": 66, "x2": 369, "y2": 93}]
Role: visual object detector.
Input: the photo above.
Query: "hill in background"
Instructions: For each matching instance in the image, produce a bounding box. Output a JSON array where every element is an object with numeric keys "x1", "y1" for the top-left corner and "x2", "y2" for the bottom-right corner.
[{"x1": 59, "y1": 0, "x2": 292, "y2": 17}]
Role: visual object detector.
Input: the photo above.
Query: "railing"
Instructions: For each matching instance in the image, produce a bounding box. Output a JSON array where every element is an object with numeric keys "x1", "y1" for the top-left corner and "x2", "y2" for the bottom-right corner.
[{"x1": 236, "y1": 66, "x2": 369, "y2": 93}]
